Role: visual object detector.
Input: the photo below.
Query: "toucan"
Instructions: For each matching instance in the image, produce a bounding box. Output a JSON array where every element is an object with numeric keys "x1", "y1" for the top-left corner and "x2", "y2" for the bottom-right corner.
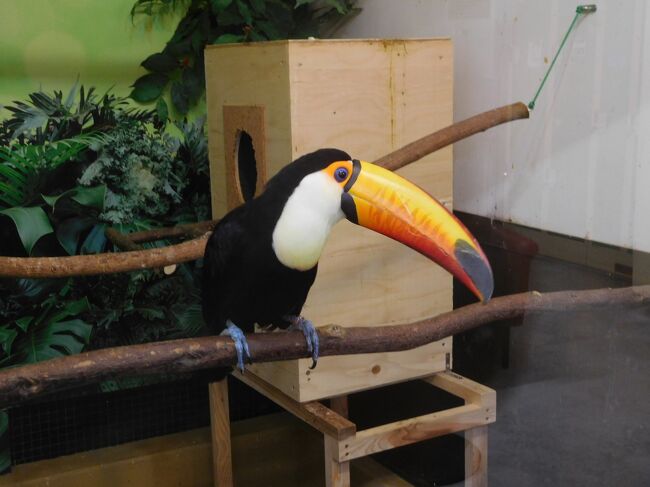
[{"x1": 202, "y1": 148, "x2": 493, "y2": 372}]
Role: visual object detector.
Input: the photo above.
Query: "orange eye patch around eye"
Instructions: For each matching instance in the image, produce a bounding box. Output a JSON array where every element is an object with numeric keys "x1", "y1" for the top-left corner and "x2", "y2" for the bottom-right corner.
[{"x1": 323, "y1": 160, "x2": 354, "y2": 187}]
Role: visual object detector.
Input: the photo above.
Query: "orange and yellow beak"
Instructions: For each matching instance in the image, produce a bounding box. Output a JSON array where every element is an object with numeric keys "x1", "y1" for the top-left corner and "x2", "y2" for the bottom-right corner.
[{"x1": 339, "y1": 160, "x2": 493, "y2": 302}]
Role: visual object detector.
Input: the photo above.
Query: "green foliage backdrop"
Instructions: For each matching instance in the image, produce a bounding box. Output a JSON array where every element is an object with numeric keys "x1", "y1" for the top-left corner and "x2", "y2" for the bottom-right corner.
[
  {"x1": 0, "y1": 0, "x2": 358, "y2": 472},
  {"x1": 0, "y1": 0, "x2": 174, "y2": 108}
]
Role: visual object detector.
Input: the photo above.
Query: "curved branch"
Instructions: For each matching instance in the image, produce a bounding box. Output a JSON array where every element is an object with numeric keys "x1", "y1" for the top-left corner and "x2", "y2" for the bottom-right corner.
[
  {"x1": 375, "y1": 102, "x2": 529, "y2": 171},
  {"x1": 127, "y1": 220, "x2": 219, "y2": 243},
  {"x1": 105, "y1": 227, "x2": 143, "y2": 252},
  {"x1": 0, "y1": 285, "x2": 647, "y2": 409},
  {"x1": 0, "y1": 234, "x2": 210, "y2": 278},
  {"x1": 0, "y1": 102, "x2": 529, "y2": 278}
]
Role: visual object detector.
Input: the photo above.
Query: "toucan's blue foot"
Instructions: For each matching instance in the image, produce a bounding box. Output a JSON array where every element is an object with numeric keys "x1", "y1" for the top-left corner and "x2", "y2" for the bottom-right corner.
[
  {"x1": 287, "y1": 316, "x2": 319, "y2": 369},
  {"x1": 221, "y1": 320, "x2": 251, "y2": 372}
]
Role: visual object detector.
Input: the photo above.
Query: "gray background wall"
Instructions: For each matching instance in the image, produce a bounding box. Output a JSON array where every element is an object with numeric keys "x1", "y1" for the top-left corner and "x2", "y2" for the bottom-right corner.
[{"x1": 337, "y1": 0, "x2": 650, "y2": 253}]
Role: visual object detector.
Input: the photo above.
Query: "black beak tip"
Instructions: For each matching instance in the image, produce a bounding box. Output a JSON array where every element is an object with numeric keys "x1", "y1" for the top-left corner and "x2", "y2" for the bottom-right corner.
[{"x1": 454, "y1": 240, "x2": 494, "y2": 302}]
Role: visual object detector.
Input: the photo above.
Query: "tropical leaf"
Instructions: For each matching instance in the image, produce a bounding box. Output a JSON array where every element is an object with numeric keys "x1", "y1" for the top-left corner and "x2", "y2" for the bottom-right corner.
[
  {"x1": 42, "y1": 185, "x2": 106, "y2": 211},
  {"x1": 6, "y1": 298, "x2": 92, "y2": 365},
  {"x1": 130, "y1": 0, "x2": 358, "y2": 113},
  {"x1": 80, "y1": 223, "x2": 108, "y2": 254},
  {"x1": 213, "y1": 33, "x2": 245, "y2": 43},
  {"x1": 0, "y1": 410, "x2": 9, "y2": 474},
  {"x1": 141, "y1": 52, "x2": 178, "y2": 72},
  {"x1": 0, "y1": 133, "x2": 111, "y2": 209},
  {"x1": 131, "y1": 0, "x2": 192, "y2": 19},
  {"x1": 171, "y1": 302, "x2": 205, "y2": 337},
  {"x1": 130, "y1": 73, "x2": 170, "y2": 103},
  {"x1": 170, "y1": 81, "x2": 189, "y2": 114},
  {"x1": 15, "y1": 316, "x2": 33, "y2": 333},
  {"x1": 55, "y1": 216, "x2": 97, "y2": 255},
  {"x1": 0, "y1": 326, "x2": 18, "y2": 355},
  {"x1": 18, "y1": 319, "x2": 92, "y2": 363},
  {"x1": 135, "y1": 307, "x2": 166, "y2": 320},
  {"x1": 0, "y1": 206, "x2": 53, "y2": 254},
  {"x1": 47, "y1": 297, "x2": 90, "y2": 324}
]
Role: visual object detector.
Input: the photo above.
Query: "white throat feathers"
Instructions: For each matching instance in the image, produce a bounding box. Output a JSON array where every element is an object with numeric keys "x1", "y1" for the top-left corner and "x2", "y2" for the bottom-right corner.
[{"x1": 272, "y1": 171, "x2": 344, "y2": 271}]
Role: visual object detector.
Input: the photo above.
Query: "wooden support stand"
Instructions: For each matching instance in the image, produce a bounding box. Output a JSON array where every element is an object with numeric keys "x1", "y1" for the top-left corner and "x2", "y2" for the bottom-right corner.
[{"x1": 209, "y1": 370, "x2": 495, "y2": 486}]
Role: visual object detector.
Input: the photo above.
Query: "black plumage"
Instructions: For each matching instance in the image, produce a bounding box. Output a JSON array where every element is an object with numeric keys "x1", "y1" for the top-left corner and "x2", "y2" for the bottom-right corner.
[{"x1": 202, "y1": 148, "x2": 350, "y2": 338}]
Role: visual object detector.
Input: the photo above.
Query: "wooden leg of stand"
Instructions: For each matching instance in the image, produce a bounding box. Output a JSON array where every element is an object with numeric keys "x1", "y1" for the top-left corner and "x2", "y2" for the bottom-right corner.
[
  {"x1": 209, "y1": 380, "x2": 233, "y2": 487},
  {"x1": 465, "y1": 425, "x2": 488, "y2": 487},
  {"x1": 330, "y1": 395, "x2": 349, "y2": 418},
  {"x1": 324, "y1": 435, "x2": 350, "y2": 487}
]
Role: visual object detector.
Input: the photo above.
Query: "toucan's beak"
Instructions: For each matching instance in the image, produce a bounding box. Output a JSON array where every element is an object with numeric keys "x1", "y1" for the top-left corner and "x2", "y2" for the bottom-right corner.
[{"x1": 341, "y1": 160, "x2": 493, "y2": 302}]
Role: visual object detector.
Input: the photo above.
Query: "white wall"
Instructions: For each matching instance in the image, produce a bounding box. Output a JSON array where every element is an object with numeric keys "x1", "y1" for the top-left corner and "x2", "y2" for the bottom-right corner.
[{"x1": 337, "y1": 0, "x2": 650, "y2": 252}]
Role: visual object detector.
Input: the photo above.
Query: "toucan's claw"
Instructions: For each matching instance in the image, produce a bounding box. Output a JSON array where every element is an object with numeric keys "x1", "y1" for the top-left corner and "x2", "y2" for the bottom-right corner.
[
  {"x1": 222, "y1": 320, "x2": 251, "y2": 372},
  {"x1": 288, "y1": 316, "x2": 319, "y2": 369}
]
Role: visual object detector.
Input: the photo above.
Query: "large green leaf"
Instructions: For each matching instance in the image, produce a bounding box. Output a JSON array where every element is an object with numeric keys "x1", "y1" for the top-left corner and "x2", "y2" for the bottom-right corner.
[
  {"x1": 182, "y1": 67, "x2": 203, "y2": 103},
  {"x1": 0, "y1": 410, "x2": 9, "y2": 474},
  {"x1": 42, "y1": 185, "x2": 106, "y2": 211},
  {"x1": 130, "y1": 73, "x2": 169, "y2": 103},
  {"x1": 56, "y1": 217, "x2": 96, "y2": 255},
  {"x1": 236, "y1": 0, "x2": 253, "y2": 24},
  {"x1": 250, "y1": 0, "x2": 265, "y2": 14},
  {"x1": 21, "y1": 319, "x2": 92, "y2": 363},
  {"x1": 171, "y1": 302, "x2": 205, "y2": 338},
  {"x1": 156, "y1": 98, "x2": 169, "y2": 123},
  {"x1": 210, "y1": 0, "x2": 233, "y2": 13},
  {"x1": 0, "y1": 412, "x2": 7, "y2": 438},
  {"x1": 141, "y1": 52, "x2": 178, "y2": 73},
  {"x1": 0, "y1": 326, "x2": 18, "y2": 355},
  {"x1": 15, "y1": 316, "x2": 32, "y2": 333},
  {"x1": 171, "y1": 81, "x2": 190, "y2": 114},
  {"x1": 213, "y1": 33, "x2": 245, "y2": 44},
  {"x1": 80, "y1": 223, "x2": 107, "y2": 254},
  {"x1": 8, "y1": 297, "x2": 91, "y2": 365},
  {"x1": 47, "y1": 297, "x2": 90, "y2": 324},
  {"x1": 216, "y1": 8, "x2": 244, "y2": 26},
  {"x1": 0, "y1": 206, "x2": 53, "y2": 254}
]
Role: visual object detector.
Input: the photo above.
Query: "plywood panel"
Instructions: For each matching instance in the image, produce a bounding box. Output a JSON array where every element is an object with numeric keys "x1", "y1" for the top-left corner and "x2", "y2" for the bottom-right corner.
[
  {"x1": 222, "y1": 105, "x2": 268, "y2": 209},
  {"x1": 297, "y1": 341, "x2": 450, "y2": 402},
  {"x1": 205, "y1": 39, "x2": 455, "y2": 401},
  {"x1": 205, "y1": 42, "x2": 292, "y2": 217},
  {"x1": 288, "y1": 40, "x2": 454, "y2": 329},
  {"x1": 0, "y1": 415, "x2": 412, "y2": 487}
]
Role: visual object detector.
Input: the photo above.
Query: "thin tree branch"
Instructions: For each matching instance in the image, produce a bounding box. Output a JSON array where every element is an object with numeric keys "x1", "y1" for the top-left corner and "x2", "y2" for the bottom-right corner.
[
  {"x1": 127, "y1": 220, "x2": 219, "y2": 243},
  {"x1": 0, "y1": 285, "x2": 647, "y2": 409},
  {"x1": 0, "y1": 102, "x2": 529, "y2": 278},
  {"x1": 0, "y1": 234, "x2": 210, "y2": 278},
  {"x1": 375, "y1": 102, "x2": 529, "y2": 171},
  {"x1": 105, "y1": 227, "x2": 143, "y2": 252}
]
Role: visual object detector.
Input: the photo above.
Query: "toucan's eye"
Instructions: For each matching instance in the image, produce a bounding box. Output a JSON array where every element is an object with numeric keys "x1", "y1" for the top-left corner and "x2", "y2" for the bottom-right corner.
[{"x1": 334, "y1": 167, "x2": 349, "y2": 182}]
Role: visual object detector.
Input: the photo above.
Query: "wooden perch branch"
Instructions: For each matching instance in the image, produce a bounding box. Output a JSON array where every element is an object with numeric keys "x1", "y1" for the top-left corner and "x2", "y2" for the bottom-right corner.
[
  {"x1": 127, "y1": 220, "x2": 219, "y2": 244},
  {"x1": 105, "y1": 227, "x2": 143, "y2": 252},
  {"x1": 0, "y1": 285, "x2": 647, "y2": 409},
  {"x1": 0, "y1": 234, "x2": 210, "y2": 278},
  {"x1": 375, "y1": 102, "x2": 529, "y2": 171},
  {"x1": 0, "y1": 102, "x2": 529, "y2": 279}
]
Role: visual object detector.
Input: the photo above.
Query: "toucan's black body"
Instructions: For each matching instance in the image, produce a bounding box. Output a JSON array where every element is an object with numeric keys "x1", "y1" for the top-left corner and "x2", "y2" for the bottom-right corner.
[
  {"x1": 202, "y1": 147, "x2": 493, "y2": 375},
  {"x1": 202, "y1": 149, "x2": 349, "y2": 336}
]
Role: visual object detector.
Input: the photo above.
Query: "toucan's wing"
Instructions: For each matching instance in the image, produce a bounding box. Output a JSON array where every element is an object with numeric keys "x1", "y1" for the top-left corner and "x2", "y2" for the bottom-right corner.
[{"x1": 201, "y1": 204, "x2": 248, "y2": 333}]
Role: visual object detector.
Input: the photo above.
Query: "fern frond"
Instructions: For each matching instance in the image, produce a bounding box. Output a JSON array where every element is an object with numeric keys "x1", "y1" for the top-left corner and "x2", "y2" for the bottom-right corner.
[{"x1": 0, "y1": 132, "x2": 112, "y2": 209}]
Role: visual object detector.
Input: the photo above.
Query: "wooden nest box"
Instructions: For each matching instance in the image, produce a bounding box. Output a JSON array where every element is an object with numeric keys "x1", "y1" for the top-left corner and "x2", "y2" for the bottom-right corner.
[{"x1": 205, "y1": 39, "x2": 454, "y2": 402}]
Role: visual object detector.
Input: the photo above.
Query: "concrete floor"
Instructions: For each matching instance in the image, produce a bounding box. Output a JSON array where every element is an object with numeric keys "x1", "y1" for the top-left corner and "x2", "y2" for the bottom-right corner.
[
  {"x1": 485, "y1": 258, "x2": 650, "y2": 486},
  {"x1": 363, "y1": 255, "x2": 650, "y2": 486}
]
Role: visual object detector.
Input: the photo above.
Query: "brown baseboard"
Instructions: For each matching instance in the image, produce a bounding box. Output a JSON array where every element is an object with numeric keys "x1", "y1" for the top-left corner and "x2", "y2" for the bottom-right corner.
[
  {"x1": 0, "y1": 413, "x2": 411, "y2": 487},
  {"x1": 455, "y1": 211, "x2": 644, "y2": 282}
]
